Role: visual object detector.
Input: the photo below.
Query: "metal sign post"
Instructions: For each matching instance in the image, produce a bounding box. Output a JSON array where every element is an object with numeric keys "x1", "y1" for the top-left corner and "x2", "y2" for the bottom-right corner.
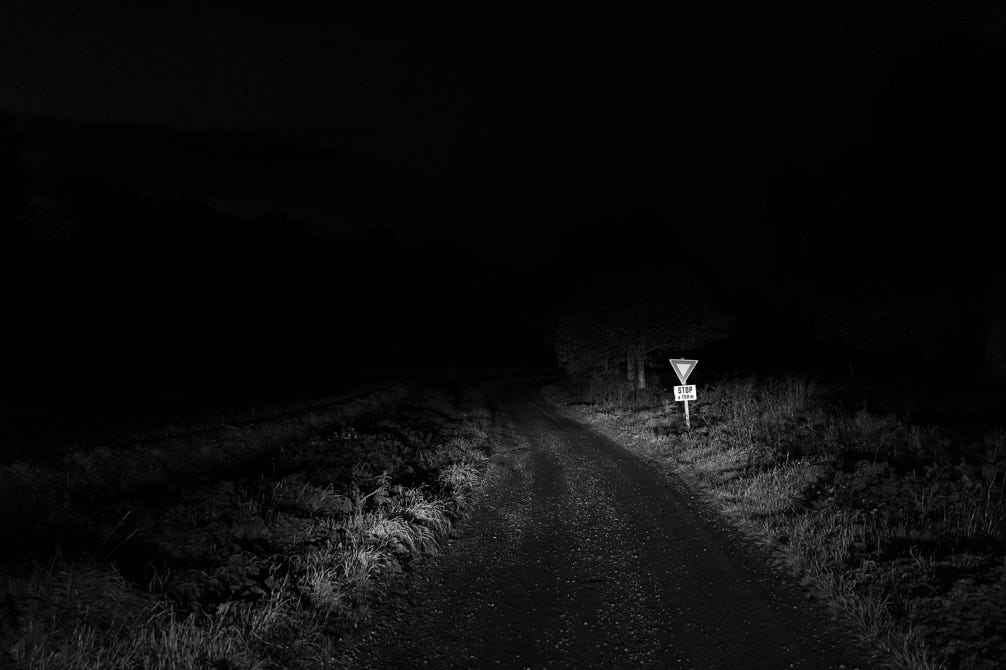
[{"x1": 670, "y1": 359, "x2": 698, "y2": 430}]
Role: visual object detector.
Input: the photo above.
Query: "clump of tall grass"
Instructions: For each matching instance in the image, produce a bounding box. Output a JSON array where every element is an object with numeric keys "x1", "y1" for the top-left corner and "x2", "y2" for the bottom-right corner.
[
  {"x1": 389, "y1": 487, "x2": 452, "y2": 537},
  {"x1": 718, "y1": 460, "x2": 825, "y2": 517},
  {"x1": 264, "y1": 474, "x2": 352, "y2": 519}
]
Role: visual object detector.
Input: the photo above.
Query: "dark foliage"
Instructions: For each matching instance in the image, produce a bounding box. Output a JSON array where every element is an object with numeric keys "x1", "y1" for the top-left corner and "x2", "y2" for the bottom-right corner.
[
  {"x1": 762, "y1": 29, "x2": 1006, "y2": 381},
  {"x1": 0, "y1": 124, "x2": 550, "y2": 449}
]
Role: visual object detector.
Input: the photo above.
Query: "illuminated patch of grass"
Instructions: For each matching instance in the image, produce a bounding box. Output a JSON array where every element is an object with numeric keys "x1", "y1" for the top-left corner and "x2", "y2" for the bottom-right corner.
[
  {"x1": 719, "y1": 460, "x2": 825, "y2": 517},
  {"x1": 391, "y1": 488, "x2": 450, "y2": 529}
]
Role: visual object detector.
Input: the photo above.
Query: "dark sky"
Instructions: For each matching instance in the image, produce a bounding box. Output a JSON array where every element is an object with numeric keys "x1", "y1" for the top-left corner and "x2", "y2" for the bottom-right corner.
[{"x1": 2, "y1": 0, "x2": 1004, "y2": 278}]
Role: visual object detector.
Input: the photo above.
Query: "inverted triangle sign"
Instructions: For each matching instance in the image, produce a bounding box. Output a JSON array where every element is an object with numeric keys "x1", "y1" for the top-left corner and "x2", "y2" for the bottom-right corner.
[{"x1": 670, "y1": 359, "x2": 698, "y2": 385}]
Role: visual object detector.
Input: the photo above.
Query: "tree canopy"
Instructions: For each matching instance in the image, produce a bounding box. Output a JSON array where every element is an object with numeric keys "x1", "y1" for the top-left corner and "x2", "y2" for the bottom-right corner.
[{"x1": 556, "y1": 264, "x2": 732, "y2": 389}]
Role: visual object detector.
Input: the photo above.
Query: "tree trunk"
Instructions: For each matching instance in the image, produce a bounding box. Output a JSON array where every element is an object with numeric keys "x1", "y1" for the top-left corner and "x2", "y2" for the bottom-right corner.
[
  {"x1": 636, "y1": 349, "x2": 646, "y2": 389},
  {"x1": 626, "y1": 348, "x2": 635, "y2": 382},
  {"x1": 984, "y1": 309, "x2": 1006, "y2": 377}
]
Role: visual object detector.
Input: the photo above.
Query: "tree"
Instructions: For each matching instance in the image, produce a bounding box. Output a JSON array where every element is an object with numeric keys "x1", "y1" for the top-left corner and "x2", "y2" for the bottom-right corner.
[
  {"x1": 762, "y1": 29, "x2": 1006, "y2": 380},
  {"x1": 556, "y1": 264, "x2": 732, "y2": 390},
  {"x1": 0, "y1": 112, "x2": 27, "y2": 235},
  {"x1": 809, "y1": 282, "x2": 956, "y2": 365}
]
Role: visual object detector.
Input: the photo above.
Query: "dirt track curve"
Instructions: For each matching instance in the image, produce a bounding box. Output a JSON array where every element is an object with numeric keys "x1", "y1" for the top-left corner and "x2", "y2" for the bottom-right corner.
[{"x1": 334, "y1": 383, "x2": 870, "y2": 669}]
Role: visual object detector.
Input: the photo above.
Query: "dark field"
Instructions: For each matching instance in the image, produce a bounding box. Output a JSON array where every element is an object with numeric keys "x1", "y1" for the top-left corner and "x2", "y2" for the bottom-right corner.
[{"x1": 1, "y1": 382, "x2": 498, "y2": 668}]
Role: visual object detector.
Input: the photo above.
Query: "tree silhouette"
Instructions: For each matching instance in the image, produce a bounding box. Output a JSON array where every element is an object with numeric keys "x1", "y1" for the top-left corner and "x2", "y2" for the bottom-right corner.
[
  {"x1": 764, "y1": 28, "x2": 1006, "y2": 380},
  {"x1": 556, "y1": 264, "x2": 732, "y2": 390},
  {"x1": 0, "y1": 112, "x2": 27, "y2": 236}
]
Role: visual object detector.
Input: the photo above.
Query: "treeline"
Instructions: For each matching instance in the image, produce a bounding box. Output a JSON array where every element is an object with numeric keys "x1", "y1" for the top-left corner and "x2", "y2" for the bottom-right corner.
[
  {"x1": 546, "y1": 206, "x2": 732, "y2": 398},
  {"x1": 553, "y1": 28, "x2": 1006, "y2": 392},
  {"x1": 762, "y1": 28, "x2": 1006, "y2": 382},
  {"x1": 0, "y1": 131, "x2": 545, "y2": 425}
]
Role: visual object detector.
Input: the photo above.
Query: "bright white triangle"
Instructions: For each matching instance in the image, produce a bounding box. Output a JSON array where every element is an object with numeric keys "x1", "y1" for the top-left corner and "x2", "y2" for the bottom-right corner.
[{"x1": 675, "y1": 362, "x2": 692, "y2": 378}]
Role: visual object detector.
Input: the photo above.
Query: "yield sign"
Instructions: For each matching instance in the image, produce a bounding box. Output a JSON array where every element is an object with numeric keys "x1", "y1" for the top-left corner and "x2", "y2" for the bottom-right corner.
[{"x1": 669, "y1": 359, "x2": 698, "y2": 385}]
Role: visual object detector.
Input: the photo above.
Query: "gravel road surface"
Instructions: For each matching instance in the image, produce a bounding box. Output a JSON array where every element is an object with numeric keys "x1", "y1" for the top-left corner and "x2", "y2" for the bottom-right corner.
[{"x1": 334, "y1": 384, "x2": 869, "y2": 669}]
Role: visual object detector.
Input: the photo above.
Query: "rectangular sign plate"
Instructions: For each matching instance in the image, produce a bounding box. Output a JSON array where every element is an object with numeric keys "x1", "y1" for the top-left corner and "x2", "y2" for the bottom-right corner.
[{"x1": 674, "y1": 385, "x2": 697, "y2": 401}]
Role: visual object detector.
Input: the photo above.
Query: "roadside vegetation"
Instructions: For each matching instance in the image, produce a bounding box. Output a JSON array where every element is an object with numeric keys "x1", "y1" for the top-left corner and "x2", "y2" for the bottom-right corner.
[
  {"x1": 551, "y1": 376, "x2": 1006, "y2": 670},
  {"x1": 0, "y1": 383, "x2": 496, "y2": 669}
]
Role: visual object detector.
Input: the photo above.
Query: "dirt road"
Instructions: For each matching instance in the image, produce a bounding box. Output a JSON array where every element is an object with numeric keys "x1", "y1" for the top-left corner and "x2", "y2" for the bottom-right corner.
[{"x1": 335, "y1": 384, "x2": 869, "y2": 669}]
